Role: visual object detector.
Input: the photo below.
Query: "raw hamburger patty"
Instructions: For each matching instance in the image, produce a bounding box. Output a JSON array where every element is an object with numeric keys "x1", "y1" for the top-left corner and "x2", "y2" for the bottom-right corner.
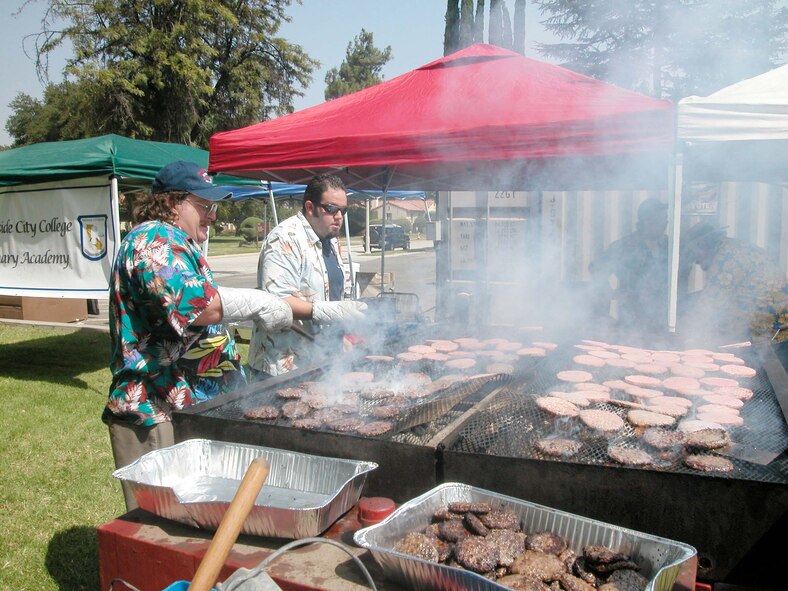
[
  {"x1": 627, "y1": 409, "x2": 676, "y2": 428},
  {"x1": 243, "y1": 405, "x2": 279, "y2": 420},
  {"x1": 678, "y1": 419, "x2": 724, "y2": 432},
  {"x1": 713, "y1": 386, "x2": 754, "y2": 400},
  {"x1": 573, "y1": 355, "x2": 606, "y2": 368},
  {"x1": 684, "y1": 454, "x2": 734, "y2": 473},
  {"x1": 720, "y1": 364, "x2": 757, "y2": 378},
  {"x1": 608, "y1": 445, "x2": 653, "y2": 466},
  {"x1": 342, "y1": 371, "x2": 374, "y2": 383},
  {"x1": 669, "y1": 364, "x2": 706, "y2": 379},
  {"x1": 701, "y1": 394, "x2": 743, "y2": 408},
  {"x1": 662, "y1": 376, "x2": 701, "y2": 392},
  {"x1": 446, "y1": 357, "x2": 477, "y2": 370},
  {"x1": 517, "y1": 347, "x2": 547, "y2": 357},
  {"x1": 536, "y1": 396, "x2": 580, "y2": 417},
  {"x1": 408, "y1": 344, "x2": 436, "y2": 354},
  {"x1": 549, "y1": 391, "x2": 591, "y2": 407},
  {"x1": 557, "y1": 370, "x2": 593, "y2": 383},
  {"x1": 535, "y1": 438, "x2": 583, "y2": 457},
  {"x1": 701, "y1": 376, "x2": 739, "y2": 388},
  {"x1": 624, "y1": 374, "x2": 662, "y2": 387},
  {"x1": 579, "y1": 409, "x2": 625, "y2": 432}
]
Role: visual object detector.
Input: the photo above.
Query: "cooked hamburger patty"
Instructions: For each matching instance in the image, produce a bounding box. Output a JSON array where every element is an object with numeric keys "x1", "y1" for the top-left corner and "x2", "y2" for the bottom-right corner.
[
  {"x1": 510, "y1": 550, "x2": 566, "y2": 581},
  {"x1": 243, "y1": 405, "x2": 279, "y2": 420},
  {"x1": 454, "y1": 537, "x2": 500, "y2": 573},
  {"x1": 627, "y1": 409, "x2": 676, "y2": 428},
  {"x1": 479, "y1": 508, "x2": 520, "y2": 530},
  {"x1": 525, "y1": 531, "x2": 567, "y2": 555},
  {"x1": 448, "y1": 501, "x2": 491, "y2": 514},
  {"x1": 535, "y1": 438, "x2": 582, "y2": 457},
  {"x1": 281, "y1": 400, "x2": 311, "y2": 419},
  {"x1": 487, "y1": 528, "x2": 527, "y2": 567},
  {"x1": 275, "y1": 387, "x2": 304, "y2": 399},
  {"x1": 393, "y1": 532, "x2": 439, "y2": 562},
  {"x1": 684, "y1": 454, "x2": 734, "y2": 472},
  {"x1": 684, "y1": 427, "x2": 731, "y2": 450},
  {"x1": 642, "y1": 428, "x2": 685, "y2": 449}
]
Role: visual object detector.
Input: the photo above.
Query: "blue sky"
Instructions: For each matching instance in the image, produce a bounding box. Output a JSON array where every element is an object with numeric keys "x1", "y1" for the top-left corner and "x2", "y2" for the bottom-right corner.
[{"x1": 0, "y1": 1, "x2": 555, "y2": 146}]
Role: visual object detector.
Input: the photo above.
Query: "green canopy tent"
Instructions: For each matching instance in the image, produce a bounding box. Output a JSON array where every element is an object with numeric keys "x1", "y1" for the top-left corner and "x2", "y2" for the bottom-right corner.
[{"x1": 0, "y1": 134, "x2": 258, "y2": 301}]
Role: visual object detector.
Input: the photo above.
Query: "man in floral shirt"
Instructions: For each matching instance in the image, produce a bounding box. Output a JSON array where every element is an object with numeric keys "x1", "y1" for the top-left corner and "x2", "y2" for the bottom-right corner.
[
  {"x1": 249, "y1": 174, "x2": 367, "y2": 376},
  {"x1": 104, "y1": 161, "x2": 292, "y2": 509}
]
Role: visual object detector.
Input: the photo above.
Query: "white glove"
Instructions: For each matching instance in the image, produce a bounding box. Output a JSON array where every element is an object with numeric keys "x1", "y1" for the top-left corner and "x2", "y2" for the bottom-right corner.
[
  {"x1": 218, "y1": 286, "x2": 293, "y2": 331},
  {"x1": 312, "y1": 300, "x2": 368, "y2": 324}
]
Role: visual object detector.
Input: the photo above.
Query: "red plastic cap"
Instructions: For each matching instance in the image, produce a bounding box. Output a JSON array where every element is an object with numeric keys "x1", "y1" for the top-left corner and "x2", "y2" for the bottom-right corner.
[{"x1": 358, "y1": 497, "x2": 396, "y2": 526}]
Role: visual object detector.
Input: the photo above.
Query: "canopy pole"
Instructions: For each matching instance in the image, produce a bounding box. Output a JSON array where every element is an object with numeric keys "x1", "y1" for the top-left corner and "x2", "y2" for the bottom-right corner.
[
  {"x1": 365, "y1": 199, "x2": 371, "y2": 254},
  {"x1": 268, "y1": 182, "x2": 279, "y2": 226},
  {"x1": 343, "y1": 212, "x2": 356, "y2": 299},
  {"x1": 379, "y1": 167, "x2": 394, "y2": 292},
  {"x1": 110, "y1": 176, "x2": 122, "y2": 265},
  {"x1": 667, "y1": 149, "x2": 684, "y2": 333}
]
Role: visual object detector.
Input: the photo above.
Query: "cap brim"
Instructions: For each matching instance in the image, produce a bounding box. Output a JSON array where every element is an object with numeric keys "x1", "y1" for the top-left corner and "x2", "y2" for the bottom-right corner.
[{"x1": 189, "y1": 186, "x2": 233, "y2": 201}]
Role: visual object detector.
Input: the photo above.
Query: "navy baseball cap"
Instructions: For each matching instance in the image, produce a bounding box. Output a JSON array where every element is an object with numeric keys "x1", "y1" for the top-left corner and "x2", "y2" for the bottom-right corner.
[
  {"x1": 151, "y1": 161, "x2": 232, "y2": 200},
  {"x1": 637, "y1": 198, "x2": 668, "y2": 221}
]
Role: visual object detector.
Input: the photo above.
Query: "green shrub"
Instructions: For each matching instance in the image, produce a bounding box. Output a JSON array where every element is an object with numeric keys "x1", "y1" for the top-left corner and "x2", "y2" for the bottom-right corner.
[
  {"x1": 240, "y1": 217, "x2": 264, "y2": 242},
  {"x1": 397, "y1": 218, "x2": 413, "y2": 233},
  {"x1": 412, "y1": 215, "x2": 427, "y2": 235}
]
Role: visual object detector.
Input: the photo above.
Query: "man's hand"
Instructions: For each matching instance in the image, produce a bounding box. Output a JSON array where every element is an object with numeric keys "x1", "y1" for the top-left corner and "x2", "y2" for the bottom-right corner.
[{"x1": 312, "y1": 300, "x2": 368, "y2": 324}]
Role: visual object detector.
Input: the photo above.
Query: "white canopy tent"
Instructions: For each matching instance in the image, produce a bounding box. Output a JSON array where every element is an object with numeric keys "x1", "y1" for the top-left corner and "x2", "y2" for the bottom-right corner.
[
  {"x1": 668, "y1": 64, "x2": 788, "y2": 332},
  {"x1": 679, "y1": 64, "x2": 788, "y2": 142}
]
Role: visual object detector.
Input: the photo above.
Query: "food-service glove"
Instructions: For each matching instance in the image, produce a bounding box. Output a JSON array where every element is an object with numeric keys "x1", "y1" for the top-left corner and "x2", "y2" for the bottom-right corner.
[
  {"x1": 217, "y1": 286, "x2": 292, "y2": 332},
  {"x1": 311, "y1": 300, "x2": 368, "y2": 324}
]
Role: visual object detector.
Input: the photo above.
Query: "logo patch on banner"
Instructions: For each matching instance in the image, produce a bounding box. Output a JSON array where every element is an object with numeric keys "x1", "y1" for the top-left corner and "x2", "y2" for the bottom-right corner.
[{"x1": 79, "y1": 215, "x2": 108, "y2": 260}]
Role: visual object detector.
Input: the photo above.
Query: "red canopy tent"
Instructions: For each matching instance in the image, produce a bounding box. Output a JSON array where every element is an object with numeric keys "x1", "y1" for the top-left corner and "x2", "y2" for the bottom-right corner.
[{"x1": 209, "y1": 44, "x2": 674, "y2": 191}]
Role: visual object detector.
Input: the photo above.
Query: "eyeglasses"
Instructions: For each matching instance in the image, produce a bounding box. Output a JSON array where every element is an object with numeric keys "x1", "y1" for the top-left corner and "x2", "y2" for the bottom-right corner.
[
  {"x1": 187, "y1": 198, "x2": 218, "y2": 216},
  {"x1": 317, "y1": 203, "x2": 348, "y2": 216}
]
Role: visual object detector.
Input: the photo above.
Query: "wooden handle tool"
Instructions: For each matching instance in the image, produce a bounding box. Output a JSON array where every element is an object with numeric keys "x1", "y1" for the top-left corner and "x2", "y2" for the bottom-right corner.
[{"x1": 188, "y1": 457, "x2": 270, "y2": 591}]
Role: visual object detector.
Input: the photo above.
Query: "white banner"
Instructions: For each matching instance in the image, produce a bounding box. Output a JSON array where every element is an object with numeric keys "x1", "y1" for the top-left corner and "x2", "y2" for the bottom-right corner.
[{"x1": 0, "y1": 178, "x2": 118, "y2": 298}]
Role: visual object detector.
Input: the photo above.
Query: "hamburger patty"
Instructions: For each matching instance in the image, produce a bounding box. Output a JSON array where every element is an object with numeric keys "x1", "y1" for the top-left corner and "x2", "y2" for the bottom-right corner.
[
  {"x1": 243, "y1": 405, "x2": 279, "y2": 420},
  {"x1": 536, "y1": 396, "x2": 580, "y2": 417},
  {"x1": 642, "y1": 428, "x2": 685, "y2": 449},
  {"x1": 684, "y1": 427, "x2": 731, "y2": 450},
  {"x1": 608, "y1": 445, "x2": 653, "y2": 466},
  {"x1": 535, "y1": 438, "x2": 582, "y2": 457},
  {"x1": 454, "y1": 537, "x2": 499, "y2": 573},
  {"x1": 684, "y1": 454, "x2": 734, "y2": 472},
  {"x1": 393, "y1": 532, "x2": 439, "y2": 562},
  {"x1": 525, "y1": 531, "x2": 567, "y2": 555},
  {"x1": 579, "y1": 409, "x2": 625, "y2": 432},
  {"x1": 479, "y1": 508, "x2": 521, "y2": 530}
]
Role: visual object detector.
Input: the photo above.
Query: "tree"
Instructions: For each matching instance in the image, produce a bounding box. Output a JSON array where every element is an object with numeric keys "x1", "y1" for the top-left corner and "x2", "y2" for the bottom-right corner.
[
  {"x1": 445, "y1": 0, "x2": 521, "y2": 53},
  {"x1": 474, "y1": 0, "x2": 486, "y2": 43},
  {"x1": 324, "y1": 29, "x2": 392, "y2": 100},
  {"x1": 459, "y1": 0, "x2": 475, "y2": 48},
  {"x1": 513, "y1": 0, "x2": 526, "y2": 54},
  {"x1": 14, "y1": 0, "x2": 317, "y2": 148},
  {"x1": 533, "y1": 0, "x2": 788, "y2": 99},
  {"x1": 444, "y1": 0, "x2": 461, "y2": 55}
]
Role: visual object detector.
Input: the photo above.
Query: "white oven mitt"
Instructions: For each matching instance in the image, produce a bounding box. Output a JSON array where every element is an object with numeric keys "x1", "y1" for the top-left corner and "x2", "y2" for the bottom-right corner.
[
  {"x1": 312, "y1": 300, "x2": 368, "y2": 324},
  {"x1": 218, "y1": 286, "x2": 292, "y2": 331}
]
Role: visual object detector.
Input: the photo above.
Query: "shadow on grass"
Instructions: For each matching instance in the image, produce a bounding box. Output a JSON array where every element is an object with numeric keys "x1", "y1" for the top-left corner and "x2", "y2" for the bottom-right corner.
[
  {"x1": 46, "y1": 526, "x2": 100, "y2": 591},
  {"x1": 0, "y1": 329, "x2": 108, "y2": 390}
]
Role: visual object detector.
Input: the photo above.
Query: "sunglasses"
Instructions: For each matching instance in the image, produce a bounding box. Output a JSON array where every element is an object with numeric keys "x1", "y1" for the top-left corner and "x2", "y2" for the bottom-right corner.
[
  {"x1": 317, "y1": 202, "x2": 348, "y2": 216},
  {"x1": 187, "y1": 198, "x2": 218, "y2": 216}
]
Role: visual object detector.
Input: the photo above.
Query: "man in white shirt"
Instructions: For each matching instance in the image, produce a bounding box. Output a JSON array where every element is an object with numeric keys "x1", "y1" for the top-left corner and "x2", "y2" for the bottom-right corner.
[{"x1": 249, "y1": 174, "x2": 367, "y2": 376}]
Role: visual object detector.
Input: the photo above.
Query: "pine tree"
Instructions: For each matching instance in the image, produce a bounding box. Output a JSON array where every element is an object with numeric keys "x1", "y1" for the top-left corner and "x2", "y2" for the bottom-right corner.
[
  {"x1": 444, "y1": 0, "x2": 461, "y2": 55},
  {"x1": 489, "y1": 0, "x2": 504, "y2": 46},
  {"x1": 474, "y1": 0, "x2": 486, "y2": 42},
  {"x1": 324, "y1": 29, "x2": 393, "y2": 100},
  {"x1": 459, "y1": 0, "x2": 476, "y2": 48},
  {"x1": 513, "y1": 0, "x2": 526, "y2": 54}
]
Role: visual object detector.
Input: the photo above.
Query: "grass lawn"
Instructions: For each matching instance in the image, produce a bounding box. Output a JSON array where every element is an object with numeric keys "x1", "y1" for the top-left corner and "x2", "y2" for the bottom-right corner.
[{"x1": 0, "y1": 326, "x2": 256, "y2": 591}]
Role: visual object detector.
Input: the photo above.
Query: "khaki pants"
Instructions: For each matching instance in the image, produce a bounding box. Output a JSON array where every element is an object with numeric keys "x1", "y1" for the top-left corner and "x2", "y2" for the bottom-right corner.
[{"x1": 107, "y1": 419, "x2": 174, "y2": 511}]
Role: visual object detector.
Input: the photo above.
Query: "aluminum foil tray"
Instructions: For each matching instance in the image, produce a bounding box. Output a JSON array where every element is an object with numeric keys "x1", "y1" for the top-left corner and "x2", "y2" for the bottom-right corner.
[
  {"x1": 354, "y1": 483, "x2": 696, "y2": 591},
  {"x1": 113, "y1": 438, "x2": 377, "y2": 539}
]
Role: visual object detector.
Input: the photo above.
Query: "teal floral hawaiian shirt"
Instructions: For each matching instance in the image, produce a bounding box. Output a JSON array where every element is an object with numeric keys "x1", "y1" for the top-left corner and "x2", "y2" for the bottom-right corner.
[{"x1": 104, "y1": 220, "x2": 245, "y2": 426}]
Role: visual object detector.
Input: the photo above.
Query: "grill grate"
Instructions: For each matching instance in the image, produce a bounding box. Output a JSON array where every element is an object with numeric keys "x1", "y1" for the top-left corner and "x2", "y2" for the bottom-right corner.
[{"x1": 449, "y1": 348, "x2": 788, "y2": 483}]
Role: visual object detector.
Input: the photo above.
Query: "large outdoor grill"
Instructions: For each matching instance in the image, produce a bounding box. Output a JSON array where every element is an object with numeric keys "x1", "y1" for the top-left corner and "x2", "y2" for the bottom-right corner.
[{"x1": 172, "y1": 329, "x2": 788, "y2": 586}]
